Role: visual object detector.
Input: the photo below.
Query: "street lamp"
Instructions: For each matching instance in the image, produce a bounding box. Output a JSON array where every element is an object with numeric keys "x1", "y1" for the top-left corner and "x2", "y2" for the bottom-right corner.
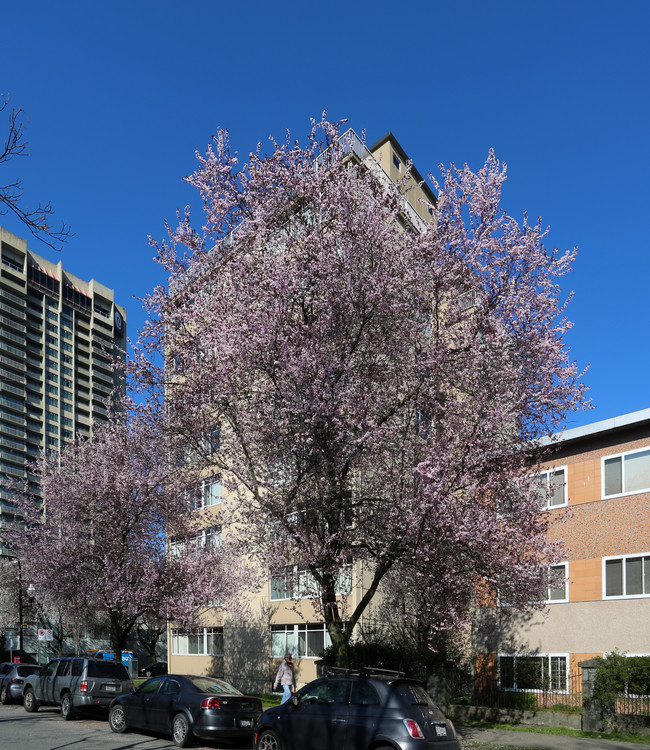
[
  {"x1": 9, "y1": 559, "x2": 34, "y2": 659},
  {"x1": 10, "y1": 558, "x2": 24, "y2": 656}
]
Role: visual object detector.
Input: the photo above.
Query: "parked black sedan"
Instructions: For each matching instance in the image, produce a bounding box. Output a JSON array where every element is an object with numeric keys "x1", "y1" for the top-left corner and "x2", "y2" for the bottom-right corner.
[
  {"x1": 108, "y1": 674, "x2": 263, "y2": 748},
  {"x1": 138, "y1": 661, "x2": 168, "y2": 677},
  {"x1": 254, "y1": 668, "x2": 460, "y2": 750}
]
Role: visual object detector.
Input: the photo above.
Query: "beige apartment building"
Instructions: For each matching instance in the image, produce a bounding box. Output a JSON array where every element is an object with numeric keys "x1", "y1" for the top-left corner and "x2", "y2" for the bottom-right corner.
[
  {"x1": 0, "y1": 225, "x2": 127, "y2": 551},
  {"x1": 473, "y1": 408, "x2": 650, "y2": 694},
  {"x1": 167, "y1": 131, "x2": 436, "y2": 693}
]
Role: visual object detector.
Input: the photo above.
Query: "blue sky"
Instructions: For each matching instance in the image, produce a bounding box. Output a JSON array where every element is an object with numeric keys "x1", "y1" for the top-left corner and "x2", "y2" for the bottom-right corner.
[{"x1": 1, "y1": 1, "x2": 648, "y2": 430}]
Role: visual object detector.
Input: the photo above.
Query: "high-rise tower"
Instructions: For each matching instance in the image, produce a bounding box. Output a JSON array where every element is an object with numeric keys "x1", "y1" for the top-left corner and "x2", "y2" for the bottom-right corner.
[{"x1": 0, "y1": 226, "x2": 127, "y2": 549}]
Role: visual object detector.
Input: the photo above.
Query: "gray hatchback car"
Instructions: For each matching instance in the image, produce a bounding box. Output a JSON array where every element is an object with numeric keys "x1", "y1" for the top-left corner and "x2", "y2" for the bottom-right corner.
[
  {"x1": 254, "y1": 668, "x2": 460, "y2": 750},
  {"x1": 22, "y1": 657, "x2": 132, "y2": 719}
]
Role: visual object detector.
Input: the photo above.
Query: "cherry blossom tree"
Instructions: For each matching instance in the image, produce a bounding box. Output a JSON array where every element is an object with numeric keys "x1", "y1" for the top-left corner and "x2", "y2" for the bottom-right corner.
[
  {"x1": 134, "y1": 118, "x2": 586, "y2": 665},
  {"x1": 3, "y1": 407, "x2": 250, "y2": 660}
]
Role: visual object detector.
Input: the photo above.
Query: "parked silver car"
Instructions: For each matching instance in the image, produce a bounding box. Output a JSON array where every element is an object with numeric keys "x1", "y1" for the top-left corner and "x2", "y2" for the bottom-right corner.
[{"x1": 22, "y1": 657, "x2": 132, "y2": 719}]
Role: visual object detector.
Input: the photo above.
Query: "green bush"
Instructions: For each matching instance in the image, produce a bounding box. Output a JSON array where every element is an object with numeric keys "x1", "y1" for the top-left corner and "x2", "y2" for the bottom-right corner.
[
  {"x1": 318, "y1": 637, "x2": 448, "y2": 680},
  {"x1": 498, "y1": 691, "x2": 538, "y2": 710},
  {"x1": 592, "y1": 653, "x2": 650, "y2": 715}
]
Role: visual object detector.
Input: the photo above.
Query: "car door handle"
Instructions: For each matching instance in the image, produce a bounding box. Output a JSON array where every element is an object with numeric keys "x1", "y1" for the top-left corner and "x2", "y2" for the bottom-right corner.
[{"x1": 332, "y1": 718, "x2": 347, "y2": 723}]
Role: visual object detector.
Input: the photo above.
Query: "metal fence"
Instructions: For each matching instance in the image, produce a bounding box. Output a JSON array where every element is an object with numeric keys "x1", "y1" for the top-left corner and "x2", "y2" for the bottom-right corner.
[
  {"x1": 468, "y1": 668, "x2": 650, "y2": 717},
  {"x1": 471, "y1": 669, "x2": 583, "y2": 713}
]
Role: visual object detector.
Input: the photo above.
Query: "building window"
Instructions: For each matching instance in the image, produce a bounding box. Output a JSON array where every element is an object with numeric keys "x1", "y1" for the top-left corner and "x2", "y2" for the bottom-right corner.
[
  {"x1": 170, "y1": 525, "x2": 222, "y2": 557},
  {"x1": 547, "y1": 563, "x2": 568, "y2": 603},
  {"x1": 498, "y1": 654, "x2": 568, "y2": 692},
  {"x1": 603, "y1": 448, "x2": 650, "y2": 498},
  {"x1": 193, "y1": 476, "x2": 222, "y2": 510},
  {"x1": 392, "y1": 153, "x2": 401, "y2": 170},
  {"x1": 171, "y1": 627, "x2": 223, "y2": 655},
  {"x1": 270, "y1": 623, "x2": 332, "y2": 659},
  {"x1": 270, "y1": 565, "x2": 351, "y2": 601},
  {"x1": 538, "y1": 467, "x2": 567, "y2": 509},
  {"x1": 604, "y1": 553, "x2": 650, "y2": 598}
]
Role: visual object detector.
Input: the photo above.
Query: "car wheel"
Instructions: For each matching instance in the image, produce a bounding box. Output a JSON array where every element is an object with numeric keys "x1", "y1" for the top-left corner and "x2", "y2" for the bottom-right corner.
[
  {"x1": 23, "y1": 688, "x2": 39, "y2": 713},
  {"x1": 60, "y1": 692, "x2": 75, "y2": 720},
  {"x1": 109, "y1": 704, "x2": 128, "y2": 733},
  {"x1": 0, "y1": 686, "x2": 9, "y2": 704},
  {"x1": 256, "y1": 729, "x2": 283, "y2": 750},
  {"x1": 172, "y1": 712, "x2": 193, "y2": 747}
]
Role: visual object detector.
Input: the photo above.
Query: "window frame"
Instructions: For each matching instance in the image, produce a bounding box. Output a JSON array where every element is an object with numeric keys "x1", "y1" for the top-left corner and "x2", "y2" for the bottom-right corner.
[
  {"x1": 497, "y1": 653, "x2": 569, "y2": 693},
  {"x1": 270, "y1": 564, "x2": 352, "y2": 601},
  {"x1": 270, "y1": 622, "x2": 332, "y2": 659},
  {"x1": 547, "y1": 562, "x2": 569, "y2": 603},
  {"x1": 538, "y1": 466, "x2": 568, "y2": 509},
  {"x1": 193, "y1": 475, "x2": 222, "y2": 510},
  {"x1": 602, "y1": 447, "x2": 650, "y2": 499},
  {"x1": 171, "y1": 627, "x2": 224, "y2": 656},
  {"x1": 602, "y1": 552, "x2": 650, "y2": 599}
]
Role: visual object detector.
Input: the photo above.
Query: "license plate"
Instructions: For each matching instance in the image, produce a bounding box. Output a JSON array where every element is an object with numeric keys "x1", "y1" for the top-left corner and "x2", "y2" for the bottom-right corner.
[
  {"x1": 103, "y1": 685, "x2": 118, "y2": 692},
  {"x1": 239, "y1": 719, "x2": 252, "y2": 728},
  {"x1": 434, "y1": 724, "x2": 447, "y2": 737}
]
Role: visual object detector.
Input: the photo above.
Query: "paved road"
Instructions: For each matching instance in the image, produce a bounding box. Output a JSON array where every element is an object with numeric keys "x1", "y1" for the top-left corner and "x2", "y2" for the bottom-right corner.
[
  {"x1": 458, "y1": 724, "x2": 647, "y2": 749},
  {"x1": 0, "y1": 702, "x2": 248, "y2": 749},
  {"x1": 2, "y1": 703, "x2": 647, "y2": 750}
]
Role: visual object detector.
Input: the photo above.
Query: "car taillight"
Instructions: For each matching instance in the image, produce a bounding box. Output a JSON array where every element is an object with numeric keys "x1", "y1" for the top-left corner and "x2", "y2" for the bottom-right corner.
[
  {"x1": 201, "y1": 697, "x2": 221, "y2": 709},
  {"x1": 403, "y1": 719, "x2": 424, "y2": 739},
  {"x1": 80, "y1": 680, "x2": 88, "y2": 693}
]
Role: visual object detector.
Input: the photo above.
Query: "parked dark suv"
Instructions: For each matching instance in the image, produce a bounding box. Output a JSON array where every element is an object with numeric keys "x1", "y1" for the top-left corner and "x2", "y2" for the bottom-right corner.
[
  {"x1": 22, "y1": 657, "x2": 132, "y2": 719},
  {"x1": 254, "y1": 668, "x2": 460, "y2": 750}
]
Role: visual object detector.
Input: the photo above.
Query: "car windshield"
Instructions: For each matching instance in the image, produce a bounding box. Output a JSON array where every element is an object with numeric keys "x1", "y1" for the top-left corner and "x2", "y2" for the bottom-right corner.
[
  {"x1": 189, "y1": 677, "x2": 243, "y2": 696},
  {"x1": 87, "y1": 661, "x2": 129, "y2": 679}
]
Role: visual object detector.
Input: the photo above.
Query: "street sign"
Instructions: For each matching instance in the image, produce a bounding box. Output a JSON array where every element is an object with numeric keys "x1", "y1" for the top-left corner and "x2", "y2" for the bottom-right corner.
[
  {"x1": 37, "y1": 629, "x2": 53, "y2": 641},
  {"x1": 5, "y1": 634, "x2": 19, "y2": 650}
]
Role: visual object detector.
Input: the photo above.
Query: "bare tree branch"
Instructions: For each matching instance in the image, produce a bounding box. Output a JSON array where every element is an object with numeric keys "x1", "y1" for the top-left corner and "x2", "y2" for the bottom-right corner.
[{"x1": 0, "y1": 96, "x2": 73, "y2": 251}]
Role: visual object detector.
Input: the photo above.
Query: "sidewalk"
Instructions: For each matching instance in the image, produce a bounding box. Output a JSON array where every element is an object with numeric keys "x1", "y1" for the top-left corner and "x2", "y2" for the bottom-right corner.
[{"x1": 457, "y1": 724, "x2": 647, "y2": 749}]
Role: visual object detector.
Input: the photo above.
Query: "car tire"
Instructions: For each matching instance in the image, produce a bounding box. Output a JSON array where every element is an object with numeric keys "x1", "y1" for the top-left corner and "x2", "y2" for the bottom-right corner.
[
  {"x1": 0, "y1": 686, "x2": 9, "y2": 704},
  {"x1": 23, "y1": 688, "x2": 39, "y2": 713},
  {"x1": 256, "y1": 729, "x2": 283, "y2": 750},
  {"x1": 60, "y1": 692, "x2": 75, "y2": 720},
  {"x1": 172, "y1": 712, "x2": 193, "y2": 747},
  {"x1": 109, "y1": 704, "x2": 128, "y2": 733}
]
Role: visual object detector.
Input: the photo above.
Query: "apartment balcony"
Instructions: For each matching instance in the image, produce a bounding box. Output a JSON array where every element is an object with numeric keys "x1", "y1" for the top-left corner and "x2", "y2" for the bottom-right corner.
[
  {"x1": 0, "y1": 461, "x2": 25, "y2": 478},
  {"x1": 0, "y1": 313, "x2": 25, "y2": 334},
  {"x1": 0, "y1": 381, "x2": 25, "y2": 399},
  {"x1": 0, "y1": 287, "x2": 26, "y2": 307},
  {"x1": 0, "y1": 396, "x2": 26, "y2": 415},
  {"x1": 0, "y1": 354, "x2": 25, "y2": 373},
  {"x1": 92, "y1": 367, "x2": 115, "y2": 388},
  {"x1": 0, "y1": 434, "x2": 25, "y2": 451},
  {"x1": 0, "y1": 419, "x2": 25, "y2": 439}
]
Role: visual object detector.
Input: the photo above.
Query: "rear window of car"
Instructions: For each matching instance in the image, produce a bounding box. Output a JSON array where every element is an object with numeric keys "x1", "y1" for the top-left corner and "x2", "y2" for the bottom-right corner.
[
  {"x1": 17, "y1": 666, "x2": 36, "y2": 677},
  {"x1": 392, "y1": 682, "x2": 435, "y2": 707},
  {"x1": 189, "y1": 677, "x2": 243, "y2": 696},
  {"x1": 86, "y1": 661, "x2": 129, "y2": 679}
]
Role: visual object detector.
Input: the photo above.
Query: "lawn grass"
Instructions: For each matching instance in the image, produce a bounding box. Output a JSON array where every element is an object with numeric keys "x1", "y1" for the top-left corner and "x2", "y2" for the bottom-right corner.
[
  {"x1": 252, "y1": 692, "x2": 283, "y2": 709},
  {"x1": 458, "y1": 718, "x2": 650, "y2": 746}
]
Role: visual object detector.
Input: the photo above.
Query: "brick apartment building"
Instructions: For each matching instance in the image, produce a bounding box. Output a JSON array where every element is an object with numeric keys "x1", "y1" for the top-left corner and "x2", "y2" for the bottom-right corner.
[{"x1": 473, "y1": 408, "x2": 650, "y2": 693}]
